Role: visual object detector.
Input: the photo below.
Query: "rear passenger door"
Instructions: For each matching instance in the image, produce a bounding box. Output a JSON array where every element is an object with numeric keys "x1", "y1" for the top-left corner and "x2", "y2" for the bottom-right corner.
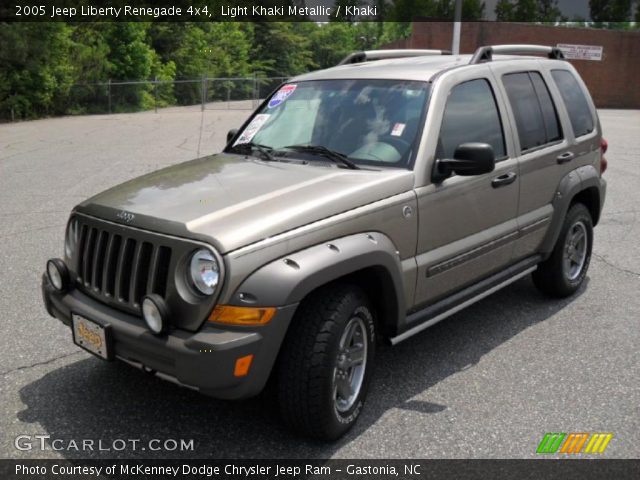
[{"x1": 491, "y1": 63, "x2": 576, "y2": 260}]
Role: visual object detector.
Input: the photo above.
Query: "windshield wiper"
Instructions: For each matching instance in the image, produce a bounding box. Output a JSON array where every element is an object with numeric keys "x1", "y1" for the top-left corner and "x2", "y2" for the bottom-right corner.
[
  {"x1": 284, "y1": 144, "x2": 360, "y2": 170},
  {"x1": 228, "y1": 142, "x2": 276, "y2": 162}
]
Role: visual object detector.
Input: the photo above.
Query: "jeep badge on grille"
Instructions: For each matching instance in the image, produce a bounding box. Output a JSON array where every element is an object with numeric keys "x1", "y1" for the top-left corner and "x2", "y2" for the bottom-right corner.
[{"x1": 116, "y1": 210, "x2": 135, "y2": 223}]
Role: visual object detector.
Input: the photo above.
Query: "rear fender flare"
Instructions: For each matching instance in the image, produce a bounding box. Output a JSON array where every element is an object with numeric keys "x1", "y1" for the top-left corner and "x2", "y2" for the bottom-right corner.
[{"x1": 540, "y1": 165, "x2": 601, "y2": 255}]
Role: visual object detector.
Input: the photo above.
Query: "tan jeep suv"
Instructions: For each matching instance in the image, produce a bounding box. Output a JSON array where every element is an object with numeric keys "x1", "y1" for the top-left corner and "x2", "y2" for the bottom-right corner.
[{"x1": 43, "y1": 45, "x2": 607, "y2": 440}]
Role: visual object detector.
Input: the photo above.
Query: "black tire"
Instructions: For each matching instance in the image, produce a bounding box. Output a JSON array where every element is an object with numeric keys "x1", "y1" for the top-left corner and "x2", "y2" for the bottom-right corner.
[
  {"x1": 276, "y1": 283, "x2": 375, "y2": 440},
  {"x1": 533, "y1": 203, "x2": 593, "y2": 298}
]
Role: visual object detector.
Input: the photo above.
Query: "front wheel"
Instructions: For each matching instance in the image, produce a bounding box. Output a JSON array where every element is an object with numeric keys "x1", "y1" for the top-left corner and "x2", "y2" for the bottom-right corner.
[
  {"x1": 276, "y1": 284, "x2": 375, "y2": 440},
  {"x1": 533, "y1": 203, "x2": 593, "y2": 297}
]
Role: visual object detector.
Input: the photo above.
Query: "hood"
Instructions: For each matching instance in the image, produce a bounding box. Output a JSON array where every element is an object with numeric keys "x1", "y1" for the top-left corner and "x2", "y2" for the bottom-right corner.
[{"x1": 77, "y1": 153, "x2": 415, "y2": 253}]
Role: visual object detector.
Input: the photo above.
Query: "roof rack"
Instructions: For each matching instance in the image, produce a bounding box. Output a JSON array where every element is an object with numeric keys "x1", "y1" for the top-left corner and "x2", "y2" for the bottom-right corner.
[
  {"x1": 338, "y1": 49, "x2": 451, "y2": 66},
  {"x1": 469, "y1": 44, "x2": 565, "y2": 64}
]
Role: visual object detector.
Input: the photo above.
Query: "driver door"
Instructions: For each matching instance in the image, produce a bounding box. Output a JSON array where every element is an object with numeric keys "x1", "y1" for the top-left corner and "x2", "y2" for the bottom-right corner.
[{"x1": 413, "y1": 74, "x2": 520, "y2": 308}]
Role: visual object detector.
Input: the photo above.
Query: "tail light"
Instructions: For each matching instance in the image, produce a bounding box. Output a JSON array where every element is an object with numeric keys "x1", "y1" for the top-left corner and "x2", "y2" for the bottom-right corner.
[{"x1": 600, "y1": 137, "x2": 608, "y2": 175}]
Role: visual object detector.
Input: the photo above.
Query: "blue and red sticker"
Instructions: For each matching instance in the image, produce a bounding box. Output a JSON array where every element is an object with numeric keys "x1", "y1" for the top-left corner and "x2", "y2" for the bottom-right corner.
[{"x1": 268, "y1": 84, "x2": 297, "y2": 108}]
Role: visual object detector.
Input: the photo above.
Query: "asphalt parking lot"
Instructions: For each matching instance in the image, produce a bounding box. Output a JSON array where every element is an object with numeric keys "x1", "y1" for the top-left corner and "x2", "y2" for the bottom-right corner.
[{"x1": 0, "y1": 107, "x2": 638, "y2": 460}]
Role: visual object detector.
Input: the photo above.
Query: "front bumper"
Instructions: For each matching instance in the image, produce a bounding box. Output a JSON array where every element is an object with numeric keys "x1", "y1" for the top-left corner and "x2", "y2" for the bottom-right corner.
[{"x1": 42, "y1": 275, "x2": 296, "y2": 399}]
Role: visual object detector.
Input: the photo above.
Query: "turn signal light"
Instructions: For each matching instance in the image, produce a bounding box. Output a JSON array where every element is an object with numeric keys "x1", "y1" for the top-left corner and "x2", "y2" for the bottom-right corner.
[
  {"x1": 208, "y1": 305, "x2": 276, "y2": 326},
  {"x1": 234, "y1": 354, "x2": 254, "y2": 377}
]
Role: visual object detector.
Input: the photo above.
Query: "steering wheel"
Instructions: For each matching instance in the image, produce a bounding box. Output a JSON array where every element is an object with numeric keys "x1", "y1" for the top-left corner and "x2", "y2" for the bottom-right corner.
[{"x1": 378, "y1": 135, "x2": 412, "y2": 153}]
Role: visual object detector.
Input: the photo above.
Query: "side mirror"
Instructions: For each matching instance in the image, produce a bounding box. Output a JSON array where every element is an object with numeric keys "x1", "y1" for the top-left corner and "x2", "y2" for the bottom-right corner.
[
  {"x1": 432, "y1": 142, "x2": 496, "y2": 183},
  {"x1": 227, "y1": 128, "x2": 238, "y2": 144}
]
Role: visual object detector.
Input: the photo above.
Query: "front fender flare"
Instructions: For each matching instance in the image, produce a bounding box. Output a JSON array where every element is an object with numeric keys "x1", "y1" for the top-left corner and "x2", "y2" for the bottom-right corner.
[{"x1": 228, "y1": 232, "x2": 406, "y2": 324}]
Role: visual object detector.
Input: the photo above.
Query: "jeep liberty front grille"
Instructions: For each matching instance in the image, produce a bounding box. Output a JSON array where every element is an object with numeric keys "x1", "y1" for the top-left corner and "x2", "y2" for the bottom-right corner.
[{"x1": 74, "y1": 219, "x2": 172, "y2": 311}]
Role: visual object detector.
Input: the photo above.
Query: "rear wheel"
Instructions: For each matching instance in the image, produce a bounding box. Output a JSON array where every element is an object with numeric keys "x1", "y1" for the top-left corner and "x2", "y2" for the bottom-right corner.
[
  {"x1": 276, "y1": 283, "x2": 375, "y2": 440},
  {"x1": 533, "y1": 203, "x2": 593, "y2": 297}
]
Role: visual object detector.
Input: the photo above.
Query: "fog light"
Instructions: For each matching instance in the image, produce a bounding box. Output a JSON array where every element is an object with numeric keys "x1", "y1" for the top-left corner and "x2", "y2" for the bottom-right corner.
[
  {"x1": 46, "y1": 258, "x2": 69, "y2": 292},
  {"x1": 142, "y1": 294, "x2": 169, "y2": 335}
]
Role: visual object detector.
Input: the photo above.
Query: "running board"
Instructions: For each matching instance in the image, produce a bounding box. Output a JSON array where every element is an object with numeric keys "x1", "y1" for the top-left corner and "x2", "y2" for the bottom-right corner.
[{"x1": 389, "y1": 258, "x2": 539, "y2": 345}]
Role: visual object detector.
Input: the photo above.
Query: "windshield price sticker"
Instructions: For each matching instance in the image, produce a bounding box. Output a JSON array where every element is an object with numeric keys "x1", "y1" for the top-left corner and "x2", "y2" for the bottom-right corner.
[
  {"x1": 234, "y1": 114, "x2": 271, "y2": 145},
  {"x1": 391, "y1": 123, "x2": 406, "y2": 136},
  {"x1": 268, "y1": 84, "x2": 297, "y2": 108}
]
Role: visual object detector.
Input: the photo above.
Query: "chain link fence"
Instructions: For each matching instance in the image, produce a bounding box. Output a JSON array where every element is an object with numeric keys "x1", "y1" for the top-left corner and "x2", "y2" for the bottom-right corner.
[{"x1": 63, "y1": 76, "x2": 289, "y2": 115}]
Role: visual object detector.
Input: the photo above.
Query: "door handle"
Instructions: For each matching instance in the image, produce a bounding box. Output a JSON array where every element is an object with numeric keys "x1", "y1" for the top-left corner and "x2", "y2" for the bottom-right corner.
[
  {"x1": 491, "y1": 171, "x2": 517, "y2": 188},
  {"x1": 557, "y1": 151, "x2": 575, "y2": 164}
]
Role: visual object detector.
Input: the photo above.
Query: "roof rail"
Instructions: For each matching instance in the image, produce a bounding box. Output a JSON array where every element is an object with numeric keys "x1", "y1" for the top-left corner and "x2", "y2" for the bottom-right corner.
[
  {"x1": 338, "y1": 49, "x2": 451, "y2": 66},
  {"x1": 469, "y1": 44, "x2": 565, "y2": 64}
]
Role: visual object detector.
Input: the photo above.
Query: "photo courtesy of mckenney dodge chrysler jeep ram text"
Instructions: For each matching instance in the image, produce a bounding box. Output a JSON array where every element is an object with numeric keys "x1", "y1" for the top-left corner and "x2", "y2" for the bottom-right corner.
[{"x1": 43, "y1": 45, "x2": 607, "y2": 440}]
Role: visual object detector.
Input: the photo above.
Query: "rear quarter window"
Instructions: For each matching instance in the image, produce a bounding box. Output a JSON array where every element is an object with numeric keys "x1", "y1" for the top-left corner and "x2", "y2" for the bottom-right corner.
[
  {"x1": 530, "y1": 73, "x2": 562, "y2": 143},
  {"x1": 551, "y1": 70, "x2": 595, "y2": 138}
]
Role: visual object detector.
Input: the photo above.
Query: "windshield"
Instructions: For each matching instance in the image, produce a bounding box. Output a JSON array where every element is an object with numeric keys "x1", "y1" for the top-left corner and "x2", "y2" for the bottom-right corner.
[{"x1": 228, "y1": 79, "x2": 430, "y2": 168}]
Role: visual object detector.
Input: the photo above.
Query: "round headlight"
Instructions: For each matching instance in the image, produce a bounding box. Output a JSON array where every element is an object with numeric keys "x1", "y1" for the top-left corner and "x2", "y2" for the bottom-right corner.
[
  {"x1": 189, "y1": 249, "x2": 219, "y2": 296},
  {"x1": 64, "y1": 218, "x2": 79, "y2": 259},
  {"x1": 142, "y1": 294, "x2": 168, "y2": 335},
  {"x1": 47, "y1": 258, "x2": 69, "y2": 292}
]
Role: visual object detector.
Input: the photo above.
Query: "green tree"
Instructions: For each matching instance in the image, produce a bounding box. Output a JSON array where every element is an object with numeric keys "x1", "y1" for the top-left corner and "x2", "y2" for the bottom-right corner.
[
  {"x1": 307, "y1": 23, "x2": 355, "y2": 68},
  {"x1": 589, "y1": 0, "x2": 632, "y2": 23},
  {"x1": 463, "y1": 0, "x2": 486, "y2": 19},
  {"x1": 378, "y1": 22, "x2": 413, "y2": 46},
  {"x1": 103, "y1": 23, "x2": 154, "y2": 81},
  {"x1": 386, "y1": 0, "x2": 484, "y2": 20},
  {"x1": 353, "y1": 22, "x2": 382, "y2": 48},
  {"x1": 100, "y1": 23, "x2": 157, "y2": 111},
  {"x1": 496, "y1": 0, "x2": 564, "y2": 21},
  {"x1": 386, "y1": 0, "x2": 438, "y2": 20},
  {"x1": 204, "y1": 23, "x2": 254, "y2": 77},
  {"x1": 148, "y1": 23, "x2": 191, "y2": 65},
  {"x1": 200, "y1": 23, "x2": 254, "y2": 105},
  {"x1": 249, "y1": 22, "x2": 314, "y2": 77},
  {"x1": 434, "y1": 0, "x2": 486, "y2": 19},
  {"x1": 495, "y1": 0, "x2": 515, "y2": 19},
  {"x1": 537, "y1": 0, "x2": 563, "y2": 21},
  {"x1": 162, "y1": 23, "x2": 254, "y2": 105},
  {"x1": 0, "y1": 23, "x2": 75, "y2": 119},
  {"x1": 69, "y1": 24, "x2": 111, "y2": 83},
  {"x1": 147, "y1": 52, "x2": 176, "y2": 109},
  {"x1": 332, "y1": 0, "x2": 366, "y2": 22}
]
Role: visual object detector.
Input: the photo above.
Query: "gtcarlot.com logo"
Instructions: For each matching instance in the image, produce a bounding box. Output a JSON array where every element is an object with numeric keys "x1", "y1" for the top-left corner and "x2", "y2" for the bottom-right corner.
[
  {"x1": 14, "y1": 435, "x2": 195, "y2": 452},
  {"x1": 536, "y1": 432, "x2": 613, "y2": 454}
]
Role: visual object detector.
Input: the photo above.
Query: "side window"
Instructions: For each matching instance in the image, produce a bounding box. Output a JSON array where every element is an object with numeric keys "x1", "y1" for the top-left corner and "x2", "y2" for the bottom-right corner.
[
  {"x1": 530, "y1": 73, "x2": 562, "y2": 143},
  {"x1": 437, "y1": 79, "x2": 506, "y2": 160},
  {"x1": 503, "y1": 72, "x2": 562, "y2": 151},
  {"x1": 551, "y1": 69, "x2": 595, "y2": 137}
]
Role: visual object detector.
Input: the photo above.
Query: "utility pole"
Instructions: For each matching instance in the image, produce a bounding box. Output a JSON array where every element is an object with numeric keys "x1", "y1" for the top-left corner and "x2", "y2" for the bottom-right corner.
[
  {"x1": 201, "y1": 75, "x2": 206, "y2": 112},
  {"x1": 452, "y1": 0, "x2": 462, "y2": 55}
]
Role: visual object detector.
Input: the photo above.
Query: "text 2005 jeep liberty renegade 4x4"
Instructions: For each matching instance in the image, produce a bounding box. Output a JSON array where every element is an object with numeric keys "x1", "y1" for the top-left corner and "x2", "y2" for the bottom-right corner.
[{"x1": 43, "y1": 45, "x2": 607, "y2": 440}]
